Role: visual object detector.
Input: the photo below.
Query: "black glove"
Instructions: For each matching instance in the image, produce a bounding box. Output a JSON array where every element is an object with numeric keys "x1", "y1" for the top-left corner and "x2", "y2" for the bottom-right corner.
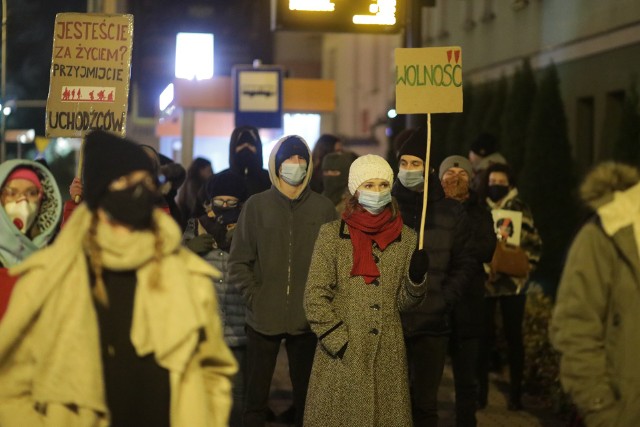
[
  {"x1": 409, "y1": 248, "x2": 429, "y2": 283},
  {"x1": 185, "y1": 233, "x2": 215, "y2": 254}
]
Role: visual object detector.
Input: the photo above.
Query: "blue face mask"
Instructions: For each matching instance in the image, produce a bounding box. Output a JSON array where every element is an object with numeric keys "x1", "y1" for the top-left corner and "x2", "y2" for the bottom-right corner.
[
  {"x1": 280, "y1": 163, "x2": 307, "y2": 186},
  {"x1": 398, "y1": 168, "x2": 424, "y2": 189},
  {"x1": 358, "y1": 189, "x2": 392, "y2": 215}
]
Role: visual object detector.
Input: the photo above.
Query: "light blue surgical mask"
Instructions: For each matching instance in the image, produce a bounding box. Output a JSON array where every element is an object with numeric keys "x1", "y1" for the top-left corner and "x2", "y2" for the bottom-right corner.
[
  {"x1": 280, "y1": 163, "x2": 307, "y2": 186},
  {"x1": 398, "y1": 168, "x2": 424, "y2": 189},
  {"x1": 358, "y1": 189, "x2": 392, "y2": 215}
]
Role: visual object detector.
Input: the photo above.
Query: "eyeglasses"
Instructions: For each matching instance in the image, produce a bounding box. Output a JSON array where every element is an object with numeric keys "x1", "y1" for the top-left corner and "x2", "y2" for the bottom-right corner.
[
  {"x1": 1, "y1": 187, "x2": 42, "y2": 203},
  {"x1": 212, "y1": 199, "x2": 239, "y2": 208}
]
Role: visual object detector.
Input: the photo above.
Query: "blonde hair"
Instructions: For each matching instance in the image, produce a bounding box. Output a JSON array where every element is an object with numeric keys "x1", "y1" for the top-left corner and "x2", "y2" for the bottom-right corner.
[{"x1": 86, "y1": 212, "x2": 164, "y2": 307}]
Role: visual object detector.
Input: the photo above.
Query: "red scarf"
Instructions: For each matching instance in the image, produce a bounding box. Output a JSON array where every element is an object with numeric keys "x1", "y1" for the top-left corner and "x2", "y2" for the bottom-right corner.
[{"x1": 342, "y1": 208, "x2": 403, "y2": 284}]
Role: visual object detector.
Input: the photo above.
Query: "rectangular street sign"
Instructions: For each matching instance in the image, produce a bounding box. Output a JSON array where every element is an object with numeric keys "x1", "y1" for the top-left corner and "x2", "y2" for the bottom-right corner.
[{"x1": 234, "y1": 66, "x2": 283, "y2": 129}]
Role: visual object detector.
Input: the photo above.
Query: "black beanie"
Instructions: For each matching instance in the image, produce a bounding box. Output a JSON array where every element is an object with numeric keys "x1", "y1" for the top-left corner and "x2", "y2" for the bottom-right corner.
[
  {"x1": 83, "y1": 130, "x2": 154, "y2": 210},
  {"x1": 397, "y1": 127, "x2": 427, "y2": 161},
  {"x1": 470, "y1": 132, "x2": 498, "y2": 157},
  {"x1": 275, "y1": 136, "x2": 310, "y2": 174},
  {"x1": 205, "y1": 170, "x2": 248, "y2": 202}
]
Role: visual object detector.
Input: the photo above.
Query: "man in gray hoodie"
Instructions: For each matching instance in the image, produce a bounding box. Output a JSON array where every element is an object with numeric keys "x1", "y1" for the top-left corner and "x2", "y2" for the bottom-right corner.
[{"x1": 229, "y1": 135, "x2": 336, "y2": 427}]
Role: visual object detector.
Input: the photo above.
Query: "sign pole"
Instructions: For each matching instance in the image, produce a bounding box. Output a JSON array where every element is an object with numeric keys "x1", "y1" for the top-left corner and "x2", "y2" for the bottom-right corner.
[
  {"x1": 74, "y1": 138, "x2": 84, "y2": 204},
  {"x1": 418, "y1": 113, "x2": 431, "y2": 250}
]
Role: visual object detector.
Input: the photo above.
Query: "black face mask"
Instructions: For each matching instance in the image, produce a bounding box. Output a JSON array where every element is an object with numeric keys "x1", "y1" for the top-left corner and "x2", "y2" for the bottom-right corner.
[
  {"x1": 235, "y1": 148, "x2": 258, "y2": 172},
  {"x1": 487, "y1": 184, "x2": 510, "y2": 202},
  {"x1": 322, "y1": 175, "x2": 346, "y2": 206},
  {"x1": 200, "y1": 206, "x2": 241, "y2": 251},
  {"x1": 100, "y1": 183, "x2": 157, "y2": 230}
]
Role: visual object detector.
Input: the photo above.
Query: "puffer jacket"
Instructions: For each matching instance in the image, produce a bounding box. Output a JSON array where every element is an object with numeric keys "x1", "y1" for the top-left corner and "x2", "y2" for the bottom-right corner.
[
  {"x1": 550, "y1": 163, "x2": 640, "y2": 427},
  {"x1": 453, "y1": 191, "x2": 496, "y2": 338},
  {"x1": 183, "y1": 218, "x2": 246, "y2": 348},
  {"x1": 393, "y1": 174, "x2": 475, "y2": 337}
]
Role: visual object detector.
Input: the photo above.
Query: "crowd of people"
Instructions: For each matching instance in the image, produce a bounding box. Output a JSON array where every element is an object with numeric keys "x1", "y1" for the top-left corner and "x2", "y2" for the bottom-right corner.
[{"x1": 0, "y1": 123, "x2": 637, "y2": 427}]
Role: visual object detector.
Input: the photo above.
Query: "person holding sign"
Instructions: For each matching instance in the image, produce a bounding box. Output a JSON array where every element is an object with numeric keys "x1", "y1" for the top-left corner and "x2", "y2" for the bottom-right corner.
[
  {"x1": 478, "y1": 162, "x2": 542, "y2": 411},
  {"x1": 303, "y1": 154, "x2": 428, "y2": 427},
  {"x1": 0, "y1": 130, "x2": 236, "y2": 427},
  {"x1": 392, "y1": 128, "x2": 474, "y2": 427},
  {"x1": 0, "y1": 160, "x2": 62, "y2": 321}
]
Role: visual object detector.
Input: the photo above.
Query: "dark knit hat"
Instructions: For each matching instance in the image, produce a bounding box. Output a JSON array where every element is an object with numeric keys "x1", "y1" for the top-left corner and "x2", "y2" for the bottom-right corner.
[
  {"x1": 83, "y1": 130, "x2": 154, "y2": 210},
  {"x1": 275, "y1": 136, "x2": 310, "y2": 174},
  {"x1": 397, "y1": 127, "x2": 427, "y2": 161},
  {"x1": 469, "y1": 132, "x2": 498, "y2": 157},
  {"x1": 205, "y1": 170, "x2": 248, "y2": 202}
]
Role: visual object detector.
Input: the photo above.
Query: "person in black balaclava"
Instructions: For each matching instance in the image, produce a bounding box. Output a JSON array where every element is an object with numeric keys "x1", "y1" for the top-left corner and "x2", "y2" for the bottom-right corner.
[
  {"x1": 321, "y1": 150, "x2": 357, "y2": 214},
  {"x1": 221, "y1": 126, "x2": 271, "y2": 197},
  {"x1": 182, "y1": 170, "x2": 248, "y2": 427}
]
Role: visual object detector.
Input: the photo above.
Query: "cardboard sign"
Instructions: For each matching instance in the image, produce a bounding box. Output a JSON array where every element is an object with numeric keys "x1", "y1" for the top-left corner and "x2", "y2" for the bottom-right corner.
[
  {"x1": 395, "y1": 46, "x2": 463, "y2": 114},
  {"x1": 491, "y1": 209, "x2": 523, "y2": 247},
  {"x1": 46, "y1": 13, "x2": 134, "y2": 138}
]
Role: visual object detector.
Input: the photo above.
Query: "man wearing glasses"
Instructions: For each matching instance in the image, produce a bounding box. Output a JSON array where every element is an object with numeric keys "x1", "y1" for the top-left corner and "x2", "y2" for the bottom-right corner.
[{"x1": 0, "y1": 160, "x2": 62, "y2": 320}]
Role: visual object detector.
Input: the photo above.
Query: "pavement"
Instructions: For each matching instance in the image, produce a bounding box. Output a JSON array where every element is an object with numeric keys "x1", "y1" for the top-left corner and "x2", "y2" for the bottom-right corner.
[{"x1": 265, "y1": 343, "x2": 565, "y2": 427}]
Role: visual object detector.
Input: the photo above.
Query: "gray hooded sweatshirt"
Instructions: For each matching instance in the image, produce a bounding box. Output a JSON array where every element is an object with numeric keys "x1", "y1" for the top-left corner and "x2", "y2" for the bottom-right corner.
[{"x1": 228, "y1": 135, "x2": 337, "y2": 335}]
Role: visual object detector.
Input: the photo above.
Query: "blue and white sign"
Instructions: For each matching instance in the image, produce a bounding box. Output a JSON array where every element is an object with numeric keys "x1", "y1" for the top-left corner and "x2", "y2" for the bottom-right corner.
[{"x1": 234, "y1": 66, "x2": 283, "y2": 129}]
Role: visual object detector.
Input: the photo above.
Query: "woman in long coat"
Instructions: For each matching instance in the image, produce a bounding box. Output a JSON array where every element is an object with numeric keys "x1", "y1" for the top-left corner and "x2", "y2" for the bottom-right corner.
[{"x1": 304, "y1": 154, "x2": 428, "y2": 427}]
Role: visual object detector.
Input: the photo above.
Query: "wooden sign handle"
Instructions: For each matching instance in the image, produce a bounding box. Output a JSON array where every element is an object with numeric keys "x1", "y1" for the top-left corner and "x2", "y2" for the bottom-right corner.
[
  {"x1": 418, "y1": 113, "x2": 432, "y2": 250},
  {"x1": 74, "y1": 138, "x2": 85, "y2": 204}
]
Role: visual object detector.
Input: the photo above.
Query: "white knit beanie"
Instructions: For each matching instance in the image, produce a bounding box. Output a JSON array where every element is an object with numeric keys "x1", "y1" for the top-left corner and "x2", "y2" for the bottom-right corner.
[{"x1": 348, "y1": 154, "x2": 394, "y2": 195}]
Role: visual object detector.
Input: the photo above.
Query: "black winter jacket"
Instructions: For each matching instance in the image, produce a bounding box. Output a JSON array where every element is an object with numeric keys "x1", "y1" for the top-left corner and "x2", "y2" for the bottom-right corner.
[
  {"x1": 394, "y1": 174, "x2": 475, "y2": 337},
  {"x1": 453, "y1": 191, "x2": 496, "y2": 338}
]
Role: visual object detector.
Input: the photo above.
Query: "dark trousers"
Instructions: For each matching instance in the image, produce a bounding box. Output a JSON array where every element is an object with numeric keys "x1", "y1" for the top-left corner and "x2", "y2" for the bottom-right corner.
[
  {"x1": 478, "y1": 294, "x2": 526, "y2": 403},
  {"x1": 243, "y1": 325, "x2": 317, "y2": 427},
  {"x1": 450, "y1": 336, "x2": 479, "y2": 427},
  {"x1": 229, "y1": 346, "x2": 247, "y2": 427},
  {"x1": 406, "y1": 335, "x2": 449, "y2": 427}
]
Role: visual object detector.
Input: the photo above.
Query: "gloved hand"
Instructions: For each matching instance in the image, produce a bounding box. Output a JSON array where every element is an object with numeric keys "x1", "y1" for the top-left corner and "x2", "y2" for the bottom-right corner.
[
  {"x1": 185, "y1": 233, "x2": 215, "y2": 254},
  {"x1": 409, "y1": 248, "x2": 429, "y2": 283}
]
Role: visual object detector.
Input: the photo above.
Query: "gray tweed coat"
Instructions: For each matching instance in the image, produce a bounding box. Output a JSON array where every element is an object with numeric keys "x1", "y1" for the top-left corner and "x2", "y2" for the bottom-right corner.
[{"x1": 303, "y1": 219, "x2": 426, "y2": 427}]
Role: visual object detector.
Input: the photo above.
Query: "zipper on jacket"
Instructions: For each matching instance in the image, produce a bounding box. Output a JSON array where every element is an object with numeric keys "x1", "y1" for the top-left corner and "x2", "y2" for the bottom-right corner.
[{"x1": 286, "y1": 204, "x2": 293, "y2": 329}]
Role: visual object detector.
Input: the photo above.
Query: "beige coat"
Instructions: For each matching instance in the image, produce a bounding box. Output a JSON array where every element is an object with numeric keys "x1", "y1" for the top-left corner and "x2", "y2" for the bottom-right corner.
[
  {"x1": 550, "y1": 170, "x2": 640, "y2": 427},
  {"x1": 303, "y1": 220, "x2": 426, "y2": 427},
  {"x1": 0, "y1": 205, "x2": 237, "y2": 427}
]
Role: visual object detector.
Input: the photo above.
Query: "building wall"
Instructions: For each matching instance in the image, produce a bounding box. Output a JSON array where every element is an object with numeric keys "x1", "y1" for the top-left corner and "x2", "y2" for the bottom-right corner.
[
  {"x1": 322, "y1": 33, "x2": 402, "y2": 157},
  {"x1": 423, "y1": 0, "x2": 640, "y2": 171}
]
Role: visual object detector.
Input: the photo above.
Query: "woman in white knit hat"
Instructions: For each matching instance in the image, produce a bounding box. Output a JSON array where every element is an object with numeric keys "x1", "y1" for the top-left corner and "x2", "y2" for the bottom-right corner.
[{"x1": 303, "y1": 154, "x2": 428, "y2": 427}]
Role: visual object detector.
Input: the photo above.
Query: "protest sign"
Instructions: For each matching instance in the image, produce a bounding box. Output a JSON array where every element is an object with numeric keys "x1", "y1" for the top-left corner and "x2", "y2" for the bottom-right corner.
[
  {"x1": 394, "y1": 46, "x2": 463, "y2": 249},
  {"x1": 492, "y1": 209, "x2": 524, "y2": 246},
  {"x1": 46, "y1": 13, "x2": 134, "y2": 138},
  {"x1": 395, "y1": 46, "x2": 463, "y2": 114}
]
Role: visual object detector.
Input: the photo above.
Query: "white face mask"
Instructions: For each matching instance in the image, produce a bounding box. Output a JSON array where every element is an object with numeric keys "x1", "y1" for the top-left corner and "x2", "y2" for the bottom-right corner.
[
  {"x1": 358, "y1": 189, "x2": 392, "y2": 215},
  {"x1": 4, "y1": 200, "x2": 39, "y2": 233},
  {"x1": 398, "y1": 168, "x2": 425, "y2": 189},
  {"x1": 280, "y1": 163, "x2": 307, "y2": 186}
]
